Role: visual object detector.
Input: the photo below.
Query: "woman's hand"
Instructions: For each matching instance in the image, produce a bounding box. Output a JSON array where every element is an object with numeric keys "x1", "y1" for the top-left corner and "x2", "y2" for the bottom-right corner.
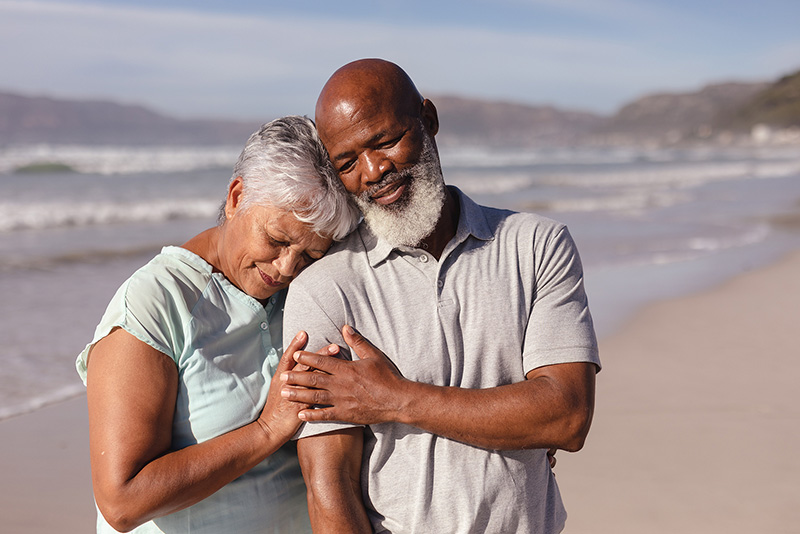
[
  {"x1": 281, "y1": 325, "x2": 407, "y2": 425},
  {"x1": 257, "y1": 331, "x2": 340, "y2": 443}
]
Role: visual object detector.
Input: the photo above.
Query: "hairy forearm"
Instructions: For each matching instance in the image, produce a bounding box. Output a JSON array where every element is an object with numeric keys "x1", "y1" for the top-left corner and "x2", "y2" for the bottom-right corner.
[
  {"x1": 391, "y1": 364, "x2": 596, "y2": 451},
  {"x1": 95, "y1": 420, "x2": 282, "y2": 531}
]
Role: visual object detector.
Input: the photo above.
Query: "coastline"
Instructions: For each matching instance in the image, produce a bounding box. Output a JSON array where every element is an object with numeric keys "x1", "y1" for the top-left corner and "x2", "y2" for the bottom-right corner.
[{"x1": 1, "y1": 249, "x2": 798, "y2": 532}]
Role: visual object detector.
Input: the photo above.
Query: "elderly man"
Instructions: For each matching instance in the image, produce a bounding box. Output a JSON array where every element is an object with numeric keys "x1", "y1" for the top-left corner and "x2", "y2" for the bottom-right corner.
[{"x1": 281, "y1": 59, "x2": 600, "y2": 533}]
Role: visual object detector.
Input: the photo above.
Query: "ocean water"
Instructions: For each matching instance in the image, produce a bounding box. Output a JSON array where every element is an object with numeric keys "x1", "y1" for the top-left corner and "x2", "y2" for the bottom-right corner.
[{"x1": 1, "y1": 143, "x2": 800, "y2": 420}]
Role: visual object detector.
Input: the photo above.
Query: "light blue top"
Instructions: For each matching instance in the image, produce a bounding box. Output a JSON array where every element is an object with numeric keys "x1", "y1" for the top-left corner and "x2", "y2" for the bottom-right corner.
[{"x1": 77, "y1": 246, "x2": 310, "y2": 533}]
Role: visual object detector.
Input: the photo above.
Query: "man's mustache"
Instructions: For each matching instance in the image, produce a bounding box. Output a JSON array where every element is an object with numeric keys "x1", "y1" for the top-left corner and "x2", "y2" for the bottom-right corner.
[{"x1": 359, "y1": 167, "x2": 414, "y2": 203}]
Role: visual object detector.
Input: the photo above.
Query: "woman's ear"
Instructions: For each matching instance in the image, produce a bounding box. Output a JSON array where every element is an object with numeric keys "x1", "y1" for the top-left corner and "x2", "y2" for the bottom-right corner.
[
  {"x1": 224, "y1": 177, "x2": 245, "y2": 220},
  {"x1": 420, "y1": 98, "x2": 439, "y2": 137}
]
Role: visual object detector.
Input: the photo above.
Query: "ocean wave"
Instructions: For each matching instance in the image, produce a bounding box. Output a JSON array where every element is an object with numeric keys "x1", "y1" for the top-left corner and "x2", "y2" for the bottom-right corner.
[
  {"x1": 540, "y1": 190, "x2": 691, "y2": 214},
  {"x1": 449, "y1": 173, "x2": 538, "y2": 195},
  {"x1": 0, "y1": 144, "x2": 240, "y2": 175},
  {"x1": 0, "y1": 382, "x2": 85, "y2": 422},
  {"x1": 685, "y1": 224, "x2": 771, "y2": 252},
  {"x1": 536, "y1": 159, "x2": 800, "y2": 188},
  {"x1": 0, "y1": 198, "x2": 220, "y2": 232},
  {"x1": 441, "y1": 145, "x2": 800, "y2": 169}
]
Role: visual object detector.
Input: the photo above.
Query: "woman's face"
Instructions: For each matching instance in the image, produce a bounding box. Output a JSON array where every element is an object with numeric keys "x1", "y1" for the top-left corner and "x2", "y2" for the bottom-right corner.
[{"x1": 220, "y1": 178, "x2": 332, "y2": 302}]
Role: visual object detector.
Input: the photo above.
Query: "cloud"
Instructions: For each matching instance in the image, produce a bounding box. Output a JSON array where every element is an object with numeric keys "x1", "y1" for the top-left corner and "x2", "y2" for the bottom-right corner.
[{"x1": 0, "y1": 0, "x2": 796, "y2": 118}]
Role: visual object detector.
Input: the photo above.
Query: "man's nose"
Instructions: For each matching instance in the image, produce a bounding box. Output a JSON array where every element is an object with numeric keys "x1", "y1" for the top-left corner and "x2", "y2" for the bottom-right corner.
[{"x1": 361, "y1": 150, "x2": 391, "y2": 185}]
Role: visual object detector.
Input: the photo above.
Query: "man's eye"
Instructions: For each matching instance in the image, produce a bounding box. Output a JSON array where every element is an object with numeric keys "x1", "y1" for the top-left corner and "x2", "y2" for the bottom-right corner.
[
  {"x1": 378, "y1": 136, "x2": 402, "y2": 149},
  {"x1": 338, "y1": 160, "x2": 355, "y2": 173}
]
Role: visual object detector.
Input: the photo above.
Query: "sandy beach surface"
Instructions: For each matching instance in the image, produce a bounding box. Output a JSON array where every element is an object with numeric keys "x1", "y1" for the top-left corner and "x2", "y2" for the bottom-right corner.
[
  {"x1": 1, "y1": 250, "x2": 798, "y2": 533},
  {"x1": 557, "y1": 250, "x2": 800, "y2": 533},
  {"x1": 0, "y1": 395, "x2": 94, "y2": 533}
]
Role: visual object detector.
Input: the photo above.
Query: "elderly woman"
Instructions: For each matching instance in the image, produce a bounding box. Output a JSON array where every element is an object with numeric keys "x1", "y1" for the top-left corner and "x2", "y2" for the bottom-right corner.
[{"x1": 75, "y1": 116, "x2": 359, "y2": 533}]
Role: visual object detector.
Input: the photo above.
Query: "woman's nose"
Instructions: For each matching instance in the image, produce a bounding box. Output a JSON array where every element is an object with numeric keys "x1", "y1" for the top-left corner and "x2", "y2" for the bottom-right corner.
[{"x1": 274, "y1": 249, "x2": 301, "y2": 278}]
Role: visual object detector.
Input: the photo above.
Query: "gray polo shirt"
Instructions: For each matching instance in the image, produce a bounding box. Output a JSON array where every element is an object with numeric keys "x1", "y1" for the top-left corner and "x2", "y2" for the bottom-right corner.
[{"x1": 285, "y1": 187, "x2": 599, "y2": 534}]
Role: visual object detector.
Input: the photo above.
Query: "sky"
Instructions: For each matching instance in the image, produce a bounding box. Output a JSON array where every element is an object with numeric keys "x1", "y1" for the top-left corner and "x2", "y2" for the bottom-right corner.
[{"x1": 1, "y1": 0, "x2": 799, "y2": 120}]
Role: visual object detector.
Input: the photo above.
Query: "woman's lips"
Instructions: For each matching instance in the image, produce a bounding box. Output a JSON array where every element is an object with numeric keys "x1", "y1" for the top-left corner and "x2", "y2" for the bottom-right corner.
[{"x1": 258, "y1": 267, "x2": 284, "y2": 287}]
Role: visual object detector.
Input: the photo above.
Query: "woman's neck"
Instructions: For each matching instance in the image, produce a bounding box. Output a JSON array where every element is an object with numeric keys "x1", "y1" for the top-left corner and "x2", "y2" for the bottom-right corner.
[{"x1": 181, "y1": 227, "x2": 223, "y2": 273}]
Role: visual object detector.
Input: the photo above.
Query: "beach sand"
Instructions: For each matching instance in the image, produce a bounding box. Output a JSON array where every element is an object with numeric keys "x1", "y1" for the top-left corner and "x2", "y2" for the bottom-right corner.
[
  {"x1": 557, "y1": 250, "x2": 800, "y2": 533},
  {"x1": 0, "y1": 395, "x2": 94, "y2": 533},
  {"x1": 1, "y1": 250, "x2": 798, "y2": 533}
]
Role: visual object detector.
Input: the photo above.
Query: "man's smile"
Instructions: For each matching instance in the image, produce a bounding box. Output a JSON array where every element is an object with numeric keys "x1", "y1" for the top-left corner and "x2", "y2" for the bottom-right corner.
[{"x1": 370, "y1": 176, "x2": 408, "y2": 205}]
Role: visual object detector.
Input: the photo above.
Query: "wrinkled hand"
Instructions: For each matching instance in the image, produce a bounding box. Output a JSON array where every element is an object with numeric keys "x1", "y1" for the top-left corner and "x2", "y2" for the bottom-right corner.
[
  {"x1": 280, "y1": 325, "x2": 407, "y2": 425},
  {"x1": 257, "y1": 331, "x2": 326, "y2": 443}
]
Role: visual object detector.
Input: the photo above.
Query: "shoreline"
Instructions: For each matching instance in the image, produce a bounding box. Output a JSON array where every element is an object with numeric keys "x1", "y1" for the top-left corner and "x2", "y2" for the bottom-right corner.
[{"x1": 1, "y1": 249, "x2": 798, "y2": 532}]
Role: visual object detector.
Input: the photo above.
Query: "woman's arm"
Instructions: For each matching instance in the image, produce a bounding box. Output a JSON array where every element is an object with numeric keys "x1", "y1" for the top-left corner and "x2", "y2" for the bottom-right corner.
[{"x1": 86, "y1": 328, "x2": 310, "y2": 532}]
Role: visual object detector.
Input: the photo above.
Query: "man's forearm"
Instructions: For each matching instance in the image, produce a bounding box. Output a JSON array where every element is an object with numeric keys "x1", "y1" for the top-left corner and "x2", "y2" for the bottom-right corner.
[
  {"x1": 284, "y1": 327, "x2": 597, "y2": 451},
  {"x1": 297, "y1": 428, "x2": 372, "y2": 534},
  {"x1": 392, "y1": 362, "x2": 596, "y2": 451}
]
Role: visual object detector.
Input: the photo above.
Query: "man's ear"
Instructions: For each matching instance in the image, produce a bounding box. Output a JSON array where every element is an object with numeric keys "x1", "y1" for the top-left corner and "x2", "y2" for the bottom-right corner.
[
  {"x1": 224, "y1": 177, "x2": 245, "y2": 220},
  {"x1": 420, "y1": 98, "x2": 439, "y2": 137}
]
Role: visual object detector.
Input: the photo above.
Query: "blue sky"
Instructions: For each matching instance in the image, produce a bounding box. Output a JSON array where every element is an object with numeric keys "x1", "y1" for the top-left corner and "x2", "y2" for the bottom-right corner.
[{"x1": 1, "y1": 0, "x2": 798, "y2": 120}]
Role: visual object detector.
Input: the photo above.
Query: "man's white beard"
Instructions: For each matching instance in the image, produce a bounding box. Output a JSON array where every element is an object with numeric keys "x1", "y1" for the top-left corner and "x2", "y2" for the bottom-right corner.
[{"x1": 354, "y1": 133, "x2": 446, "y2": 248}]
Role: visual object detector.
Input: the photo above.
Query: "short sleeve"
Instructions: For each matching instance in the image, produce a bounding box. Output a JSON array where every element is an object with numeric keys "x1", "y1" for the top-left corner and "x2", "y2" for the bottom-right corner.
[
  {"x1": 522, "y1": 226, "x2": 600, "y2": 372},
  {"x1": 283, "y1": 277, "x2": 361, "y2": 439},
  {"x1": 75, "y1": 267, "x2": 185, "y2": 384}
]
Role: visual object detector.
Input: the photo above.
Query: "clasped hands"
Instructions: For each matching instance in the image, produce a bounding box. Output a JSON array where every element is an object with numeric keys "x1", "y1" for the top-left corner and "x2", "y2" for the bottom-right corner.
[
  {"x1": 279, "y1": 325, "x2": 558, "y2": 468},
  {"x1": 280, "y1": 325, "x2": 407, "y2": 425}
]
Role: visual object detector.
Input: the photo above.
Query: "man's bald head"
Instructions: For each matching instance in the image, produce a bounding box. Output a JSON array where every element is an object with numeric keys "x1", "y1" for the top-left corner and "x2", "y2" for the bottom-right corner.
[{"x1": 315, "y1": 59, "x2": 429, "y2": 142}]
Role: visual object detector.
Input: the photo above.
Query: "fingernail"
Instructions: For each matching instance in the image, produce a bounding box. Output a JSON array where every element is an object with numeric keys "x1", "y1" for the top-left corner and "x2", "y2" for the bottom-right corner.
[
  {"x1": 280, "y1": 372, "x2": 288, "y2": 381},
  {"x1": 344, "y1": 324, "x2": 354, "y2": 335},
  {"x1": 295, "y1": 331, "x2": 304, "y2": 341},
  {"x1": 293, "y1": 351, "x2": 301, "y2": 361},
  {"x1": 298, "y1": 411, "x2": 307, "y2": 421},
  {"x1": 328, "y1": 344, "x2": 338, "y2": 354},
  {"x1": 281, "y1": 389, "x2": 290, "y2": 398}
]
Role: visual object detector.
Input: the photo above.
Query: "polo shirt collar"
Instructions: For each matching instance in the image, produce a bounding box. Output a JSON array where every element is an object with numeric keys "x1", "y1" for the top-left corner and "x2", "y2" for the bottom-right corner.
[{"x1": 360, "y1": 185, "x2": 495, "y2": 267}]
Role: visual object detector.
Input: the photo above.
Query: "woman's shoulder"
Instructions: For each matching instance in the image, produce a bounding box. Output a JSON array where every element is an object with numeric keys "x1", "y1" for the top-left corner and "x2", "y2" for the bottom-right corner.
[{"x1": 125, "y1": 246, "x2": 214, "y2": 307}]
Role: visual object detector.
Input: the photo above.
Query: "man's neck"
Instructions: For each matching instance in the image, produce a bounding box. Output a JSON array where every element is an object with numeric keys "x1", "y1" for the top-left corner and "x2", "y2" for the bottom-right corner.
[{"x1": 420, "y1": 187, "x2": 460, "y2": 260}]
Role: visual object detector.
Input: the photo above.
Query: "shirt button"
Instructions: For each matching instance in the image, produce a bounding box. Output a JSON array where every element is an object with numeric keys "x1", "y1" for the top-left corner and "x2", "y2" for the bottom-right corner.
[
  {"x1": 419, "y1": 254, "x2": 429, "y2": 263},
  {"x1": 437, "y1": 279, "x2": 444, "y2": 288},
  {"x1": 260, "y1": 322, "x2": 268, "y2": 330}
]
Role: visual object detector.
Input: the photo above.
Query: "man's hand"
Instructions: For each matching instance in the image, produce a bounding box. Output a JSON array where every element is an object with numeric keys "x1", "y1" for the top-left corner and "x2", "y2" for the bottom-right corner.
[{"x1": 280, "y1": 325, "x2": 408, "y2": 424}]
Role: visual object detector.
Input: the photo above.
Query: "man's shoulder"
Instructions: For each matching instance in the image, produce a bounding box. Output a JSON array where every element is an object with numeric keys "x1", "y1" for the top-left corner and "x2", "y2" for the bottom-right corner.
[
  {"x1": 456, "y1": 188, "x2": 566, "y2": 239},
  {"x1": 292, "y1": 226, "x2": 369, "y2": 285},
  {"x1": 473, "y1": 203, "x2": 567, "y2": 243}
]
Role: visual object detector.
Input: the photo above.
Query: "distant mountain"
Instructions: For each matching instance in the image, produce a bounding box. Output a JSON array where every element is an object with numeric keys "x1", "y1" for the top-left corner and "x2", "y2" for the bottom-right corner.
[
  {"x1": 722, "y1": 70, "x2": 800, "y2": 129},
  {"x1": 1, "y1": 69, "x2": 798, "y2": 148},
  {"x1": 0, "y1": 92, "x2": 261, "y2": 146},
  {"x1": 429, "y1": 95, "x2": 604, "y2": 147},
  {"x1": 592, "y1": 82, "x2": 769, "y2": 145}
]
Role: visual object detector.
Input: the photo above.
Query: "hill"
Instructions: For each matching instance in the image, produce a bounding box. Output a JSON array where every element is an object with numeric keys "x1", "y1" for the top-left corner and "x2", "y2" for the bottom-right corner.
[
  {"x1": 0, "y1": 92, "x2": 260, "y2": 146},
  {"x1": 1, "y1": 69, "x2": 798, "y2": 148},
  {"x1": 592, "y1": 82, "x2": 768, "y2": 145},
  {"x1": 723, "y1": 70, "x2": 800, "y2": 129},
  {"x1": 430, "y1": 95, "x2": 604, "y2": 147}
]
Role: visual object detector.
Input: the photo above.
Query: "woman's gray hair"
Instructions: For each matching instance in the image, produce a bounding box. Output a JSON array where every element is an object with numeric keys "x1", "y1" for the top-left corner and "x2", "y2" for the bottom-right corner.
[{"x1": 225, "y1": 115, "x2": 359, "y2": 240}]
